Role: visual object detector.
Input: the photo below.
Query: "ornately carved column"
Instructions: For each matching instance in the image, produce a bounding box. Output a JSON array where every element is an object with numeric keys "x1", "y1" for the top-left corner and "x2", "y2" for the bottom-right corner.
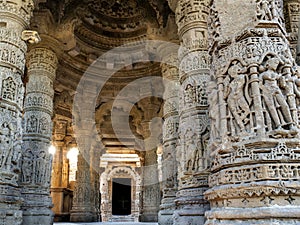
[
  {"x1": 70, "y1": 151, "x2": 95, "y2": 222},
  {"x1": 136, "y1": 94, "x2": 162, "y2": 222},
  {"x1": 71, "y1": 82, "x2": 98, "y2": 222},
  {"x1": 205, "y1": 1, "x2": 300, "y2": 224},
  {"x1": 173, "y1": 0, "x2": 211, "y2": 224},
  {"x1": 21, "y1": 47, "x2": 57, "y2": 225},
  {"x1": 158, "y1": 50, "x2": 179, "y2": 225},
  {"x1": 0, "y1": 1, "x2": 34, "y2": 224},
  {"x1": 90, "y1": 142, "x2": 101, "y2": 221}
]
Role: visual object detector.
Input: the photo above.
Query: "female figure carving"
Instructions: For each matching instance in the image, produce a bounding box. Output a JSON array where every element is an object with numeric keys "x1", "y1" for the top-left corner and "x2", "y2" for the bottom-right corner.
[
  {"x1": 260, "y1": 57, "x2": 296, "y2": 136},
  {"x1": 224, "y1": 62, "x2": 250, "y2": 135}
]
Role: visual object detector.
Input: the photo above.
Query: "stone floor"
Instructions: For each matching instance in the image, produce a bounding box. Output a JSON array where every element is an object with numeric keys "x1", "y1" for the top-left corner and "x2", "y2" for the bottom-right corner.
[{"x1": 54, "y1": 223, "x2": 158, "y2": 225}]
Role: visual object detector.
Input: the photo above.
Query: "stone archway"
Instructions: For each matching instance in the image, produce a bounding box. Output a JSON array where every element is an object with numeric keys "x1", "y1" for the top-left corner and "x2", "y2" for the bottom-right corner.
[{"x1": 100, "y1": 166, "x2": 141, "y2": 222}]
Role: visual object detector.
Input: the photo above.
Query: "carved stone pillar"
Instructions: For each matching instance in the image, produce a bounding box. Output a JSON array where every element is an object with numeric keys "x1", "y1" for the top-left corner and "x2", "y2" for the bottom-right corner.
[
  {"x1": 71, "y1": 80, "x2": 98, "y2": 222},
  {"x1": 0, "y1": 1, "x2": 34, "y2": 224},
  {"x1": 21, "y1": 47, "x2": 57, "y2": 225},
  {"x1": 70, "y1": 136, "x2": 96, "y2": 222},
  {"x1": 158, "y1": 50, "x2": 179, "y2": 225},
  {"x1": 141, "y1": 143, "x2": 161, "y2": 222},
  {"x1": 50, "y1": 141, "x2": 64, "y2": 220},
  {"x1": 90, "y1": 143, "x2": 101, "y2": 221},
  {"x1": 139, "y1": 99, "x2": 162, "y2": 222},
  {"x1": 173, "y1": 0, "x2": 211, "y2": 224},
  {"x1": 205, "y1": 1, "x2": 300, "y2": 224}
]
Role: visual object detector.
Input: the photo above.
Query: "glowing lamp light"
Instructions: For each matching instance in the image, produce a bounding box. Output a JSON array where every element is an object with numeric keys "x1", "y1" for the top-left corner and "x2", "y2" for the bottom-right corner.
[
  {"x1": 67, "y1": 147, "x2": 79, "y2": 182},
  {"x1": 67, "y1": 147, "x2": 79, "y2": 162},
  {"x1": 48, "y1": 145, "x2": 56, "y2": 155}
]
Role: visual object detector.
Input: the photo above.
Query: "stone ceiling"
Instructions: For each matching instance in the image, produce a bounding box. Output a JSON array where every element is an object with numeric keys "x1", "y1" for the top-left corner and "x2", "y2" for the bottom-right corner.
[{"x1": 30, "y1": 0, "x2": 176, "y2": 153}]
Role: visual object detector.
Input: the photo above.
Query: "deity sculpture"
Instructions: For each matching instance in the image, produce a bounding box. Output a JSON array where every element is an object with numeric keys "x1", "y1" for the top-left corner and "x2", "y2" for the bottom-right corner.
[
  {"x1": 224, "y1": 62, "x2": 250, "y2": 136},
  {"x1": 260, "y1": 57, "x2": 297, "y2": 137}
]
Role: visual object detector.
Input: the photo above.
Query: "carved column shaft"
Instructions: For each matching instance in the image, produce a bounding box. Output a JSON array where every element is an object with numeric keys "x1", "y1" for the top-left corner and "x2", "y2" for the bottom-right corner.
[
  {"x1": 141, "y1": 143, "x2": 161, "y2": 222},
  {"x1": 90, "y1": 144, "x2": 101, "y2": 221},
  {"x1": 205, "y1": 1, "x2": 300, "y2": 224},
  {"x1": 21, "y1": 47, "x2": 57, "y2": 225},
  {"x1": 158, "y1": 51, "x2": 179, "y2": 225},
  {"x1": 139, "y1": 99, "x2": 162, "y2": 222},
  {"x1": 174, "y1": 0, "x2": 211, "y2": 224},
  {"x1": 70, "y1": 131, "x2": 97, "y2": 222},
  {"x1": 70, "y1": 150, "x2": 95, "y2": 222},
  {"x1": 0, "y1": 1, "x2": 33, "y2": 224},
  {"x1": 71, "y1": 82, "x2": 99, "y2": 222}
]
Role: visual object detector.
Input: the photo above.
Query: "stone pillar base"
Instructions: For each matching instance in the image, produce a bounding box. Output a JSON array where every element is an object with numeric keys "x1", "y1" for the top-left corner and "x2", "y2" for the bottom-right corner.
[
  {"x1": 174, "y1": 186, "x2": 209, "y2": 225},
  {"x1": 158, "y1": 208, "x2": 174, "y2": 225},
  {"x1": 205, "y1": 207, "x2": 300, "y2": 225},
  {"x1": 70, "y1": 210, "x2": 97, "y2": 222},
  {"x1": 22, "y1": 209, "x2": 54, "y2": 225},
  {"x1": 140, "y1": 210, "x2": 158, "y2": 222},
  {"x1": 173, "y1": 208, "x2": 207, "y2": 225},
  {"x1": 0, "y1": 209, "x2": 22, "y2": 225}
]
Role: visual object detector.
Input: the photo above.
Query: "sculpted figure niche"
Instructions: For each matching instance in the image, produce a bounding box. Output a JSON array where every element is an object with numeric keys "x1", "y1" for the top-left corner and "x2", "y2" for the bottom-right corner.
[
  {"x1": 182, "y1": 125, "x2": 208, "y2": 174},
  {"x1": 260, "y1": 56, "x2": 298, "y2": 137},
  {"x1": 210, "y1": 54, "x2": 300, "y2": 145},
  {"x1": 0, "y1": 122, "x2": 12, "y2": 169},
  {"x1": 256, "y1": 0, "x2": 284, "y2": 24},
  {"x1": 224, "y1": 61, "x2": 251, "y2": 139}
]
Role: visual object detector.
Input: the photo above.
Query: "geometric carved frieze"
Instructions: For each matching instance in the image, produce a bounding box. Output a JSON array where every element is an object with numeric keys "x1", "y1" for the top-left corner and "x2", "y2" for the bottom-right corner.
[
  {"x1": 212, "y1": 141, "x2": 300, "y2": 171},
  {"x1": 27, "y1": 48, "x2": 58, "y2": 80},
  {"x1": 209, "y1": 163, "x2": 300, "y2": 187},
  {"x1": 0, "y1": 43, "x2": 26, "y2": 72},
  {"x1": 24, "y1": 93, "x2": 53, "y2": 113},
  {"x1": 212, "y1": 32, "x2": 290, "y2": 75}
]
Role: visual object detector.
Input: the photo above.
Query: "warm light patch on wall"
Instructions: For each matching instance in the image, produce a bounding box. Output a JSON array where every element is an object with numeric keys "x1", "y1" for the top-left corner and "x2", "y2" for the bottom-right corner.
[
  {"x1": 67, "y1": 147, "x2": 79, "y2": 182},
  {"x1": 48, "y1": 145, "x2": 56, "y2": 155}
]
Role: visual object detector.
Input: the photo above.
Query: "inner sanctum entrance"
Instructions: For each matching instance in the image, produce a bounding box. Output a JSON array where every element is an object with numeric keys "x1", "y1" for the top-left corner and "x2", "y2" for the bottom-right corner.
[{"x1": 112, "y1": 178, "x2": 132, "y2": 216}]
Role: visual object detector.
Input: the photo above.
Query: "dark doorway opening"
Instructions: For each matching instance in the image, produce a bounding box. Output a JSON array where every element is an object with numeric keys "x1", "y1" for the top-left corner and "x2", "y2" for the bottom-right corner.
[{"x1": 112, "y1": 178, "x2": 131, "y2": 215}]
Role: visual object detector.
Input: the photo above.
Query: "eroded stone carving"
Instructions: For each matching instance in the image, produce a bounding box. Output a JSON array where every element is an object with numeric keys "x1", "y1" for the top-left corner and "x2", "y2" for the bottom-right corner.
[
  {"x1": 205, "y1": 1, "x2": 300, "y2": 224},
  {"x1": 174, "y1": 0, "x2": 211, "y2": 224},
  {"x1": 21, "y1": 47, "x2": 57, "y2": 225},
  {"x1": 0, "y1": 1, "x2": 34, "y2": 224},
  {"x1": 21, "y1": 30, "x2": 41, "y2": 44}
]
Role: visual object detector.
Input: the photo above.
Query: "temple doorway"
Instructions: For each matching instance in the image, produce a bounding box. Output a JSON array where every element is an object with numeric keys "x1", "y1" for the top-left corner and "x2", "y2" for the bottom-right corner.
[
  {"x1": 100, "y1": 165, "x2": 141, "y2": 222},
  {"x1": 112, "y1": 178, "x2": 132, "y2": 215}
]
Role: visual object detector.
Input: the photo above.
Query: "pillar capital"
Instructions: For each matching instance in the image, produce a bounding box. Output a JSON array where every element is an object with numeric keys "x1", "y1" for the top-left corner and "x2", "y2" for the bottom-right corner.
[
  {"x1": 176, "y1": 0, "x2": 210, "y2": 37},
  {"x1": 21, "y1": 30, "x2": 58, "y2": 225},
  {"x1": 26, "y1": 47, "x2": 58, "y2": 79}
]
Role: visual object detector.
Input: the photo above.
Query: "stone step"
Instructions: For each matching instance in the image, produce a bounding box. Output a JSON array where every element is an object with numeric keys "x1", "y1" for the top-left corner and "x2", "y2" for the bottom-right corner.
[{"x1": 54, "y1": 223, "x2": 158, "y2": 225}]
